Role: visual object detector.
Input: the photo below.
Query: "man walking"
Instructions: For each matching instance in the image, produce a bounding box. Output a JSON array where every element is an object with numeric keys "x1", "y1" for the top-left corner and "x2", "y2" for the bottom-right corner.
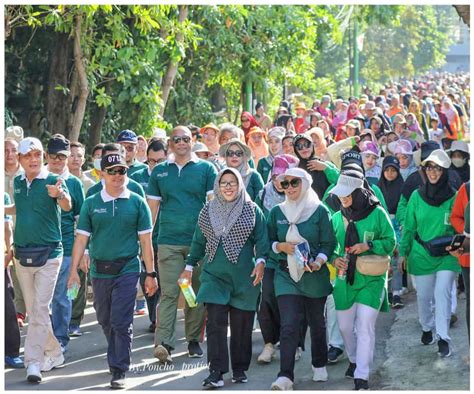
[{"x1": 116, "y1": 130, "x2": 148, "y2": 176}]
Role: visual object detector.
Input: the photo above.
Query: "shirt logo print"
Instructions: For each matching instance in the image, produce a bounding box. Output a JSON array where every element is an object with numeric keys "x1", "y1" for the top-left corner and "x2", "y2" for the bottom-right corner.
[
  {"x1": 93, "y1": 208, "x2": 108, "y2": 214},
  {"x1": 277, "y1": 219, "x2": 289, "y2": 225},
  {"x1": 156, "y1": 172, "x2": 168, "y2": 178}
]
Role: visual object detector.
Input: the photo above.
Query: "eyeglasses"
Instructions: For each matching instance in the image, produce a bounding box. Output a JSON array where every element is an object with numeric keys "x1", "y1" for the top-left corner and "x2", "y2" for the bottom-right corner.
[
  {"x1": 241, "y1": 119, "x2": 250, "y2": 123},
  {"x1": 172, "y1": 136, "x2": 191, "y2": 144},
  {"x1": 49, "y1": 153, "x2": 68, "y2": 161},
  {"x1": 423, "y1": 165, "x2": 443, "y2": 173},
  {"x1": 280, "y1": 178, "x2": 301, "y2": 189},
  {"x1": 148, "y1": 158, "x2": 165, "y2": 165},
  {"x1": 295, "y1": 141, "x2": 312, "y2": 150},
  {"x1": 106, "y1": 167, "x2": 127, "y2": 175},
  {"x1": 219, "y1": 181, "x2": 238, "y2": 189},
  {"x1": 225, "y1": 150, "x2": 244, "y2": 158},
  {"x1": 122, "y1": 145, "x2": 136, "y2": 152}
]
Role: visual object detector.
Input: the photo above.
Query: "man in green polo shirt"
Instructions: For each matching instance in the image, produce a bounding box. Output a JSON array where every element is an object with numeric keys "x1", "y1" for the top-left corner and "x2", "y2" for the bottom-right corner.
[
  {"x1": 147, "y1": 125, "x2": 217, "y2": 363},
  {"x1": 5, "y1": 137, "x2": 72, "y2": 384},
  {"x1": 116, "y1": 129, "x2": 148, "y2": 176},
  {"x1": 68, "y1": 153, "x2": 158, "y2": 389}
]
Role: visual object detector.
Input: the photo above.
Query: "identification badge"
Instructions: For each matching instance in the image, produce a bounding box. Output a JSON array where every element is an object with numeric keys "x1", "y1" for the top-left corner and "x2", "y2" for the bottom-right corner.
[{"x1": 364, "y1": 231, "x2": 375, "y2": 242}]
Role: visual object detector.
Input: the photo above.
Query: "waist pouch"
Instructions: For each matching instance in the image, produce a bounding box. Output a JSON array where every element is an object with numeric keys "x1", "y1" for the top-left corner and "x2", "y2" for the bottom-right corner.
[
  {"x1": 15, "y1": 245, "x2": 55, "y2": 268},
  {"x1": 356, "y1": 255, "x2": 390, "y2": 276},
  {"x1": 94, "y1": 256, "x2": 136, "y2": 275},
  {"x1": 415, "y1": 234, "x2": 452, "y2": 257}
]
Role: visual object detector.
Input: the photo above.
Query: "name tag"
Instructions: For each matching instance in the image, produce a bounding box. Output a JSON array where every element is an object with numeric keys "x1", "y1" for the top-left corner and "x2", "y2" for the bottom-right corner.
[
  {"x1": 93, "y1": 208, "x2": 108, "y2": 214},
  {"x1": 156, "y1": 172, "x2": 168, "y2": 178}
]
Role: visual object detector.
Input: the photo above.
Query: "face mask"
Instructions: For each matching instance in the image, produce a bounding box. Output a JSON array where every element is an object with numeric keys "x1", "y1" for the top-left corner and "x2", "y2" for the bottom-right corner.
[
  {"x1": 452, "y1": 157, "x2": 466, "y2": 168},
  {"x1": 93, "y1": 158, "x2": 102, "y2": 171}
]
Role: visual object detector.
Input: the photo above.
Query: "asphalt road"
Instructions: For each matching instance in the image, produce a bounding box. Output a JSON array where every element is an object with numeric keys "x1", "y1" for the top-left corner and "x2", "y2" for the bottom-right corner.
[{"x1": 5, "y1": 289, "x2": 470, "y2": 391}]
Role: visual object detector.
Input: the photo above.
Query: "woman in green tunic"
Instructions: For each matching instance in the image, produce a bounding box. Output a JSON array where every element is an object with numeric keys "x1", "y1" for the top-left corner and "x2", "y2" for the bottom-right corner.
[
  {"x1": 256, "y1": 127, "x2": 285, "y2": 184},
  {"x1": 267, "y1": 168, "x2": 336, "y2": 390},
  {"x1": 218, "y1": 138, "x2": 264, "y2": 201},
  {"x1": 331, "y1": 167, "x2": 396, "y2": 391},
  {"x1": 399, "y1": 149, "x2": 459, "y2": 358},
  {"x1": 179, "y1": 167, "x2": 268, "y2": 389}
]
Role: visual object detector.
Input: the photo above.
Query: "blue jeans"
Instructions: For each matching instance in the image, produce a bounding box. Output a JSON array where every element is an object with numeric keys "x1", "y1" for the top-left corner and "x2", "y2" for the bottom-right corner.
[
  {"x1": 51, "y1": 255, "x2": 72, "y2": 348},
  {"x1": 92, "y1": 273, "x2": 139, "y2": 373}
]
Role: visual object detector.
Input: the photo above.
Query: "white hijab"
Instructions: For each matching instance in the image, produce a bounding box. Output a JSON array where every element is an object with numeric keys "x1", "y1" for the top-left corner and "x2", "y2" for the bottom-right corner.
[{"x1": 279, "y1": 168, "x2": 321, "y2": 282}]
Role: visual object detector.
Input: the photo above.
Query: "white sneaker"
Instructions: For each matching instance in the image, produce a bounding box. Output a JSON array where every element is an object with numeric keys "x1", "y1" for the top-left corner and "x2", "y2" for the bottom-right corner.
[
  {"x1": 26, "y1": 363, "x2": 42, "y2": 383},
  {"x1": 258, "y1": 343, "x2": 276, "y2": 363},
  {"x1": 312, "y1": 366, "x2": 328, "y2": 382},
  {"x1": 271, "y1": 376, "x2": 294, "y2": 390},
  {"x1": 41, "y1": 354, "x2": 65, "y2": 372},
  {"x1": 294, "y1": 347, "x2": 303, "y2": 361}
]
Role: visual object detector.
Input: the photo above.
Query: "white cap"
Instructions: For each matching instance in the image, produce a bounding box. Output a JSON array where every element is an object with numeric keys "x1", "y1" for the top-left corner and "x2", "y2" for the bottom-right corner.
[
  {"x1": 152, "y1": 127, "x2": 168, "y2": 140},
  {"x1": 330, "y1": 173, "x2": 364, "y2": 197},
  {"x1": 192, "y1": 142, "x2": 210, "y2": 154},
  {"x1": 18, "y1": 137, "x2": 43, "y2": 155},
  {"x1": 421, "y1": 149, "x2": 451, "y2": 169},
  {"x1": 449, "y1": 140, "x2": 469, "y2": 155},
  {"x1": 5, "y1": 126, "x2": 24, "y2": 142}
]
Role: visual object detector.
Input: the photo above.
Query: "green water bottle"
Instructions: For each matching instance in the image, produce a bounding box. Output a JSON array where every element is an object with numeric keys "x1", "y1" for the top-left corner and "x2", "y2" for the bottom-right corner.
[{"x1": 178, "y1": 278, "x2": 197, "y2": 308}]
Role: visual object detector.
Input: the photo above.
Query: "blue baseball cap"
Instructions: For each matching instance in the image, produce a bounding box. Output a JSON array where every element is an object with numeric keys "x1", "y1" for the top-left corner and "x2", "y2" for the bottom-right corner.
[{"x1": 116, "y1": 129, "x2": 138, "y2": 144}]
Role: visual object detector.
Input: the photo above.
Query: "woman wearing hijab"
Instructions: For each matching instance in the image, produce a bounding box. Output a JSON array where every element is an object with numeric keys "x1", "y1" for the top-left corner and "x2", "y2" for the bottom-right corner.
[
  {"x1": 255, "y1": 155, "x2": 299, "y2": 365},
  {"x1": 399, "y1": 149, "x2": 459, "y2": 359},
  {"x1": 408, "y1": 100, "x2": 428, "y2": 137},
  {"x1": 377, "y1": 156, "x2": 405, "y2": 308},
  {"x1": 180, "y1": 168, "x2": 269, "y2": 388},
  {"x1": 268, "y1": 168, "x2": 336, "y2": 390},
  {"x1": 389, "y1": 139, "x2": 417, "y2": 181},
  {"x1": 442, "y1": 98, "x2": 461, "y2": 140},
  {"x1": 448, "y1": 140, "x2": 470, "y2": 184},
  {"x1": 306, "y1": 127, "x2": 328, "y2": 160},
  {"x1": 276, "y1": 114, "x2": 296, "y2": 133},
  {"x1": 257, "y1": 127, "x2": 285, "y2": 183},
  {"x1": 240, "y1": 111, "x2": 258, "y2": 142},
  {"x1": 219, "y1": 138, "x2": 264, "y2": 201},
  {"x1": 331, "y1": 168, "x2": 396, "y2": 391},
  {"x1": 282, "y1": 133, "x2": 296, "y2": 156},
  {"x1": 293, "y1": 134, "x2": 339, "y2": 200},
  {"x1": 247, "y1": 126, "x2": 269, "y2": 168}
]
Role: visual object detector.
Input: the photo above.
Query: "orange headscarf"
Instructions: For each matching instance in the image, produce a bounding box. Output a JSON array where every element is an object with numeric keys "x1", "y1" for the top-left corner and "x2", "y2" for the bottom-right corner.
[{"x1": 247, "y1": 126, "x2": 269, "y2": 166}]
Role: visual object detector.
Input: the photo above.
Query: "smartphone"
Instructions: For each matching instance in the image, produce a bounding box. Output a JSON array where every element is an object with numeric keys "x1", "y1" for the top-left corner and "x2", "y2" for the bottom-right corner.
[{"x1": 450, "y1": 234, "x2": 466, "y2": 251}]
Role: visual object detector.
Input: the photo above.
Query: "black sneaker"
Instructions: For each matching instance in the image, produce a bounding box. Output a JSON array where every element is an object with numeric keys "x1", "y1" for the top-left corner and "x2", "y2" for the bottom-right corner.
[
  {"x1": 438, "y1": 339, "x2": 452, "y2": 358},
  {"x1": 345, "y1": 362, "x2": 357, "y2": 379},
  {"x1": 110, "y1": 371, "x2": 126, "y2": 389},
  {"x1": 148, "y1": 323, "x2": 156, "y2": 333},
  {"x1": 450, "y1": 314, "x2": 458, "y2": 327},
  {"x1": 232, "y1": 370, "x2": 248, "y2": 383},
  {"x1": 328, "y1": 346, "x2": 344, "y2": 363},
  {"x1": 202, "y1": 370, "x2": 224, "y2": 388},
  {"x1": 388, "y1": 292, "x2": 393, "y2": 305},
  {"x1": 421, "y1": 330, "x2": 435, "y2": 345},
  {"x1": 391, "y1": 295, "x2": 405, "y2": 309},
  {"x1": 188, "y1": 341, "x2": 203, "y2": 358},
  {"x1": 354, "y1": 378, "x2": 369, "y2": 390}
]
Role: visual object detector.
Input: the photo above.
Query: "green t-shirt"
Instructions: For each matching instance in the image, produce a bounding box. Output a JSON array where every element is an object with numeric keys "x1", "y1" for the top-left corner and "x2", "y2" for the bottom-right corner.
[
  {"x1": 86, "y1": 177, "x2": 145, "y2": 199},
  {"x1": 246, "y1": 170, "x2": 265, "y2": 202},
  {"x1": 77, "y1": 190, "x2": 153, "y2": 279},
  {"x1": 127, "y1": 160, "x2": 148, "y2": 177},
  {"x1": 5, "y1": 193, "x2": 12, "y2": 222},
  {"x1": 257, "y1": 157, "x2": 272, "y2": 184},
  {"x1": 60, "y1": 173, "x2": 85, "y2": 256},
  {"x1": 399, "y1": 191, "x2": 459, "y2": 275},
  {"x1": 147, "y1": 157, "x2": 217, "y2": 246},
  {"x1": 13, "y1": 170, "x2": 69, "y2": 259}
]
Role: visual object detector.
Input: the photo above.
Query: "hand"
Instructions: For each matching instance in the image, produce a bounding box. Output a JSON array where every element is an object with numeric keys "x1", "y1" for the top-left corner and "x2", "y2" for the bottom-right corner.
[
  {"x1": 446, "y1": 245, "x2": 464, "y2": 258},
  {"x1": 308, "y1": 258, "x2": 324, "y2": 272},
  {"x1": 251, "y1": 262, "x2": 265, "y2": 286},
  {"x1": 79, "y1": 254, "x2": 90, "y2": 273},
  {"x1": 334, "y1": 257, "x2": 348, "y2": 271},
  {"x1": 67, "y1": 270, "x2": 81, "y2": 290},
  {"x1": 46, "y1": 179, "x2": 64, "y2": 199},
  {"x1": 348, "y1": 243, "x2": 370, "y2": 255},
  {"x1": 277, "y1": 242, "x2": 296, "y2": 255},
  {"x1": 145, "y1": 276, "x2": 158, "y2": 297},
  {"x1": 398, "y1": 256, "x2": 406, "y2": 273},
  {"x1": 178, "y1": 269, "x2": 193, "y2": 287},
  {"x1": 306, "y1": 159, "x2": 327, "y2": 172},
  {"x1": 4, "y1": 249, "x2": 13, "y2": 268}
]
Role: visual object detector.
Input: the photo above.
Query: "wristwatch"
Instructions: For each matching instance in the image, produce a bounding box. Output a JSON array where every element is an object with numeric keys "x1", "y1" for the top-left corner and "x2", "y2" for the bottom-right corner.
[
  {"x1": 367, "y1": 241, "x2": 374, "y2": 250},
  {"x1": 146, "y1": 271, "x2": 157, "y2": 278}
]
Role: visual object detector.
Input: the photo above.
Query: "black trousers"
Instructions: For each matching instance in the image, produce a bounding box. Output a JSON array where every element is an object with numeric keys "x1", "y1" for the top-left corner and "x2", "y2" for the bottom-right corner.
[
  {"x1": 139, "y1": 248, "x2": 160, "y2": 324},
  {"x1": 462, "y1": 267, "x2": 470, "y2": 340},
  {"x1": 206, "y1": 303, "x2": 255, "y2": 374},
  {"x1": 5, "y1": 268, "x2": 21, "y2": 357},
  {"x1": 277, "y1": 294, "x2": 327, "y2": 381},
  {"x1": 257, "y1": 268, "x2": 280, "y2": 345}
]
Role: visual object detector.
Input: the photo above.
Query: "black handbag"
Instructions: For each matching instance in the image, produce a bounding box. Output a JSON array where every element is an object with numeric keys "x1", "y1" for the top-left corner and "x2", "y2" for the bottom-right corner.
[
  {"x1": 415, "y1": 234, "x2": 453, "y2": 257},
  {"x1": 15, "y1": 245, "x2": 53, "y2": 267},
  {"x1": 94, "y1": 256, "x2": 135, "y2": 275}
]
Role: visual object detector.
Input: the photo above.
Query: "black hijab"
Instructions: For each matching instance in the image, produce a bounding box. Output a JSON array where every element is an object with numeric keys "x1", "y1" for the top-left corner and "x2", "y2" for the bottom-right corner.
[
  {"x1": 418, "y1": 167, "x2": 456, "y2": 207},
  {"x1": 450, "y1": 151, "x2": 470, "y2": 184},
  {"x1": 377, "y1": 157, "x2": 404, "y2": 215},
  {"x1": 293, "y1": 134, "x2": 330, "y2": 200}
]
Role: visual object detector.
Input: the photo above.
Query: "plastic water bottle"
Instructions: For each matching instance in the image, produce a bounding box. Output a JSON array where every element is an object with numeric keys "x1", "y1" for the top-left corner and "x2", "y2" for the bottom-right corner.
[
  {"x1": 337, "y1": 248, "x2": 350, "y2": 280},
  {"x1": 67, "y1": 283, "x2": 79, "y2": 301},
  {"x1": 178, "y1": 278, "x2": 197, "y2": 308}
]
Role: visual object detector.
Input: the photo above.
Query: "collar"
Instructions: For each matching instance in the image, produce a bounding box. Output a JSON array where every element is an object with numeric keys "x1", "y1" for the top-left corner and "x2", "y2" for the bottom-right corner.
[
  {"x1": 100, "y1": 188, "x2": 131, "y2": 203},
  {"x1": 20, "y1": 166, "x2": 49, "y2": 181},
  {"x1": 167, "y1": 152, "x2": 200, "y2": 165},
  {"x1": 49, "y1": 167, "x2": 70, "y2": 180},
  {"x1": 148, "y1": 167, "x2": 152, "y2": 176}
]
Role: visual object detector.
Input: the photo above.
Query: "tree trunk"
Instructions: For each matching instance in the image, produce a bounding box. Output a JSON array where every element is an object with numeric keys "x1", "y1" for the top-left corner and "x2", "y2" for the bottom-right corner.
[
  {"x1": 69, "y1": 14, "x2": 89, "y2": 142},
  {"x1": 159, "y1": 5, "x2": 188, "y2": 117},
  {"x1": 46, "y1": 32, "x2": 72, "y2": 136},
  {"x1": 88, "y1": 81, "x2": 111, "y2": 151}
]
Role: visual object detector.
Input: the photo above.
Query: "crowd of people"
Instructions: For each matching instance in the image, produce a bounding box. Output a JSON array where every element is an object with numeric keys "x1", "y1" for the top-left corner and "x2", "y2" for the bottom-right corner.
[{"x1": 4, "y1": 71, "x2": 471, "y2": 391}]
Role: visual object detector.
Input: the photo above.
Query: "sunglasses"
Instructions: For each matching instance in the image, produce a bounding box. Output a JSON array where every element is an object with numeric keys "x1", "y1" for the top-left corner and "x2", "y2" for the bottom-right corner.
[
  {"x1": 219, "y1": 181, "x2": 238, "y2": 188},
  {"x1": 172, "y1": 136, "x2": 191, "y2": 144},
  {"x1": 49, "y1": 153, "x2": 68, "y2": 161},
  {"x1": 280, "y1": 178, "x2": 301, "y2": 189},
  {"x1": 225, "y1": 149, "x2": 244, "y2": 158},
  {"x1": 423, "y1": 165, "x2": 443, "y2": 173},
  {"x1": 295, "y1": 141, "x2": 312, "y2": 150},
  {"x1": 106, "y1": 167, "x2": 127, "y2": 175}
]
